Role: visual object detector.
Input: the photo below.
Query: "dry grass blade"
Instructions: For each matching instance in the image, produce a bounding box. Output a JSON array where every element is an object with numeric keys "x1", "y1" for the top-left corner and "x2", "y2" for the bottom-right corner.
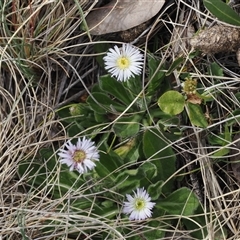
[{"x1": 0, "y1": 0, "x2": 104, "y2": 239}]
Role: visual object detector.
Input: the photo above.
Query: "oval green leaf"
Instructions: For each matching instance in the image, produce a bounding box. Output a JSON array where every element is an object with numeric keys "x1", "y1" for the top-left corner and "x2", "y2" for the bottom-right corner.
[{"x1": 158, "y1": 90, "x2": 185, "y2": 115}]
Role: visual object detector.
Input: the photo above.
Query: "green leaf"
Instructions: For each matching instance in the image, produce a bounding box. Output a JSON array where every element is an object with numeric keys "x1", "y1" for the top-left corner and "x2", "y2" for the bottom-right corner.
[
  {"x1": 212, "y1": 146, "x2": 230, "y2": 157},
  {"x1": 57, "y1": 104, "x2": 89, "y2": 123},
  {"x1": 93, "y1": 203, "x2": 118, "y2": 220},
  {"x1": 93, "y1": 112, "x2": 108, "y2": 123},
  {"x1": 138, "y1": 162, "x2": 158, "y2": 180},
  {"x1": 208, "y1": 134, "x2": 228, "y2": 146},
  {"x1": 68, "y1": 122, "x2": 85, "y2": 137},
  {"x1": 150, "y1": 109, "x2": 180, "y2": 127},
  {"x1": 116, "y1": 172, "x2": 140, "y2": 194},
  {"x1": 143, "y1": 225, "x2": 165, "y2": 240},
  {"x1": 186, "y1": 102, "x2": 208, "y2": 128},
  {"x1": 203, "y1": 0, "x2": 240, "y2": 26},
  {"x1": 95, "y1": 161, "x2": 116, "y2": 182},
  {"x1": 148, "y1": 181, "x2": 163, "y2": 200},
  {"x1": 156, "y1": 187, "x2": 200, "y2": 216},
  {"x1": 212, "y1": 125, "x2": 231, "y2": 157},
  {"x1": 209, "y1": 62, "x2": 224, "y2": 77},
  {"x1": 166, "y1": 57, "x2": 185, "y2": 76},
  {"x1": 100, "y1": 75, "x2": 134, "y2": 106},
  {"x1": 158, "y1": 90, "x2": 185, "y2": 115},
  {"x1": 114, "y1": 138, "x2": 139, "y2": 164},
  {"x1": 143, "y1": 129, "x2": 176, "y2": 193},
  {"x1": 183, "y1": 205, "x2": 207, "y2": 239},
  {"x1": 225, "y1": 109, "x2": 240, "y2": 127},
  {"x1": 147, "y1": 56, "x2": 166, "y2": 95},
  {"x1": 87, "y1": 92, "x2": 126, "y2": 114},
  {"x1": 234, "y1": 92, "x2": 240, "y2": 102},
  {"x1": 95, "y1": 151, "x2": 122, "y2": 179},
  {"x1": 113, "y1": 115, "x2": 141, "y2": 138},
  {"x1": 124, "y1": 75, "x2": 142, "y2": 96}
]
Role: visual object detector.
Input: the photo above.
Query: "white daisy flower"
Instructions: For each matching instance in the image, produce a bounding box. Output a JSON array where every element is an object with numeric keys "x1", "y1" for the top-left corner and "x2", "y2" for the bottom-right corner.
[
  {"x1": 103, "y1": 43, "x2": 144, "y2": 82},
  {"x1": 58, "y1": 137, "x2": 100, "y2": 174},
  {"x1": 123, "y1": 187, "x2": 156, "y2": 221}
]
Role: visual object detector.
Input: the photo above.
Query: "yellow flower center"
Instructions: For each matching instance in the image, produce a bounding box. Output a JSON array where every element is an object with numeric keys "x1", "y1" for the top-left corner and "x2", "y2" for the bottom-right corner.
[
  {"x1": 135, "y1": 198, "x2": 145, "y2": 210},
  {"x1": 73, "y1": 150, "x2": 86, "y2": 162},
  {"x1": 117, "y1": 57, "x2": 130, "y2": 69}
]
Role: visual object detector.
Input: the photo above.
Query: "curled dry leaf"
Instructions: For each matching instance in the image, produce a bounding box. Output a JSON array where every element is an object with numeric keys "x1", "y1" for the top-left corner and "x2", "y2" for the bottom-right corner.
[
  {"x1": 186, "y1": 94, "x2": 202, "y2": 105},
  {"x1": 190, "y1": 25, "x2": 240, "y2": 54},
  {"x1": 86, "y1": 0, "x2": 165, "y2": 35}
]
